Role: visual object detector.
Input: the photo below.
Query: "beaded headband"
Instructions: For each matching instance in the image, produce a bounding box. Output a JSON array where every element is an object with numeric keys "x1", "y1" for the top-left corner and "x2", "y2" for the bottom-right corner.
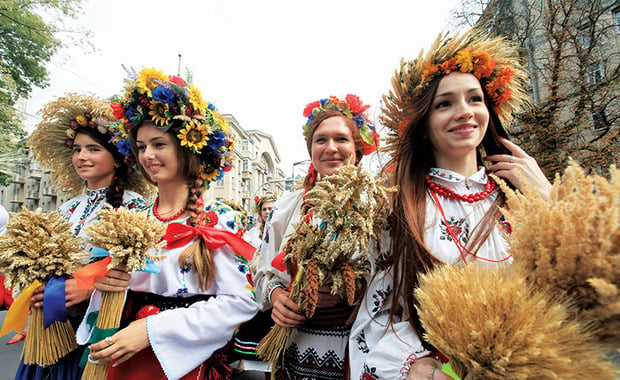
[
  {"x1": 28, "y1": 94, "x2": 151, "y2": 196},
  {"x1": 302, "y1": 94, "x2": 379, "y2": 155},
  {"x1": 381, "y1": 29, "x2": 529, "y2": 138},
  {"x1": 111, "y1": 67, "x2": 235, "y2": 186}
]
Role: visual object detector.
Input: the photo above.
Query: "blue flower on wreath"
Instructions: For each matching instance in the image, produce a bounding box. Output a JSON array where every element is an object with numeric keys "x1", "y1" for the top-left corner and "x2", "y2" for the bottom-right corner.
[
  {"x1": 115, "y1": 138, "x2": 132, "y2": 157},
  {"x1": 207, "y1": 130, "x2": 226, "y2": 151},
  {"x1": 152, "y1": 86, "x2": 176, "y2": 108},
  {"x1": 124, "y1": 105, "x2": 142, "y2": 125}
]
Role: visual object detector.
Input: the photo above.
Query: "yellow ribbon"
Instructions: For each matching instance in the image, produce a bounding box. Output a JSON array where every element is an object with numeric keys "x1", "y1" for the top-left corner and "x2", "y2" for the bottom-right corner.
[{"x1": 0, "y1": 280, "x2": 42, "y2": 336}]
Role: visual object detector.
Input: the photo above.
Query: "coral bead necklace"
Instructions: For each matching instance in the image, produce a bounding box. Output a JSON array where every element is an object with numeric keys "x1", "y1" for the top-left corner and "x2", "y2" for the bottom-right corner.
[
  {"x1": 425, "y1": 174, "x2": 497, "y2": 203},
  {"x1": 153, "y1": 196, "x2": 187, "y2": 222}
]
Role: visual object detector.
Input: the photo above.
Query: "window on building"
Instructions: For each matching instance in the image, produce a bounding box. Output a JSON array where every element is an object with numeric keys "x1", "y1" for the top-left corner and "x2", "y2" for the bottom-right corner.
[
  {"x1": 580, "y1": 26, "x2": 590, "y2": 49},
  {"x1": 242, "y1": 159, "x2": 252, "y2": 172},
  {"x1": 591, "y1": 110, "x2": 605, "y2": 131},
  {"x1": 615, "y1": 9, "x2": 620, "y2": 33},
  {"x1": 587, "y1": 63, "x2": 603, "y2": 85},
  {"x1": 215, "y1": 178, "x2": 224, "y2": 188}
]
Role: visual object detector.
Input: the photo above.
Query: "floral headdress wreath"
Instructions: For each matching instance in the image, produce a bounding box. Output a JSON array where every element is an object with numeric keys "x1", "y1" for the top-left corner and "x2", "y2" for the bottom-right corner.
[
  {"x1": 28, "y1": 94, "x2": 152, "y2": 197},
  {"x1": 381, "y1": 29, "x2": 529, "y2": 146},
  {"x1": 253, "y1": 193, "x2": 278, "y2": 215},
  {"x1": 303, "y1": 94, "x2": 379, "y2": 155},
  {"x1": 111, "y1": 67, "x2": 235, "y2": 186}
]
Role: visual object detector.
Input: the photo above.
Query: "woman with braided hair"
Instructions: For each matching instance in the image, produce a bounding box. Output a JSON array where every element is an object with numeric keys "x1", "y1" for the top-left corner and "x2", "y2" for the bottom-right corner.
[
  {"x1": 15, "y1": 94, "x2": 151, "y2": 380},
  {"x1": 348, "y1": 29, "x2": 552, "y2": 380},
  {"x1": 245, "y1": 194, "x2": 277, "y2": 248},
  {"x1": 79, "y1": 68, "x2": 257, "y2": 380},
  {"x1": 254, "y1": 95, "x2": 380, "y2": 379}
]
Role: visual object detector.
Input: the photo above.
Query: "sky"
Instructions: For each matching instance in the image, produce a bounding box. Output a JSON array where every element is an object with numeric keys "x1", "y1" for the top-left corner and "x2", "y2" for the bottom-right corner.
[{"x1": 24, "y1": 0, "x2": 461, "y2": 175}]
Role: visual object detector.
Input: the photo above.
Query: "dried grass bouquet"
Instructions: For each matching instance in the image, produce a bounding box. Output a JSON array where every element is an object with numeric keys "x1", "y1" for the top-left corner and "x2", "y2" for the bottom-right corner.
[{"x1": 0, "y1": 208, "x2": 86, "y2": 365}]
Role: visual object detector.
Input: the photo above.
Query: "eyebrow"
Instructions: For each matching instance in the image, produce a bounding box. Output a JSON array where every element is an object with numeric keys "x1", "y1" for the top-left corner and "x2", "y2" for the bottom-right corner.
[
  {"x1": 435, "y1": 88, "x2": 482, "y2": 98},
  {"x1": 136, "y1": 136, "x2": 166, "y2": 144},
  {"x1": 72, "y1": 143, "x2": 103, "y2": 149}
]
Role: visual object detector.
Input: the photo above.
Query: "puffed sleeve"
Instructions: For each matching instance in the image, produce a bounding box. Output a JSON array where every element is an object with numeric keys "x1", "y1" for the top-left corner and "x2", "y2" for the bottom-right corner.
[
  {"x1": 349, "y1": 266, "x2": 432, "y2": 380},
  {"x1": 253, "y1": 190, "x2": 304, "y2": 311}
]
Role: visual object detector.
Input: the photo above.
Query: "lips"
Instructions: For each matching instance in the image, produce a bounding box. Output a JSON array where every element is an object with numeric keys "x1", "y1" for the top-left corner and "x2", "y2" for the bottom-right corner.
[{"x1": 448, "y1": 124, "x2": 477, "y2": 133}]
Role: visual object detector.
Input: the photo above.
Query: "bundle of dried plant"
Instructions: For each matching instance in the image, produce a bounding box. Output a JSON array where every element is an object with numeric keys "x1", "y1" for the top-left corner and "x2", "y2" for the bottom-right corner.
[
  {"x1": 257, "y1": 165, "x2": 394, "y2": 368},
  {"x1": 0, "y1": 207, "x2": 86, "y2": 366},
  {"x1": 80, "y1": 206, "x2": 166, "y2": 380},
  {"x1": 499, "y1": 160, "x2": 620, "y2": 346},
  {"x1": 415, "y1": 264, "x2": 616, "y2": 379}
]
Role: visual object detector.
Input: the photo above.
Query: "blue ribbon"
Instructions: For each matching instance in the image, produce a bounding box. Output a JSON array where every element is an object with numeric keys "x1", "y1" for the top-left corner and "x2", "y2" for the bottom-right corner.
[
  {"x1": 43, "y1": 275, "x2": 67, "y2": 329},
  {"x1": 89, "y1": 247, "x2": 160, "y2": 274}
]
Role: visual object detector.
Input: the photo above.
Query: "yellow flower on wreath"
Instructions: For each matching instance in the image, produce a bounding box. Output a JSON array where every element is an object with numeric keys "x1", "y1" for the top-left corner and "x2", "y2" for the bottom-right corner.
[
  {"x1": 149, "y1": 101, "x2": 170, "y2": 126},
  {"x1": 177, "y1": 120, "x2": 209, "y2": 153},
  {"x1": 188, "y1": 85, "x2": 207, "y2": 112},
  {"x1": 137, "y1": 68, "x2": 168, "y2": 97}
]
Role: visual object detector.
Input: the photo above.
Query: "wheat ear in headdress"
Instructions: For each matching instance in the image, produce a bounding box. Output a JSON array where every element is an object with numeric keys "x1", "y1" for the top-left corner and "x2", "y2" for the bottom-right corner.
[
  {"x1": 257, "y1": 165, "x2": 394, "y2": 371},
  {"x1": 381, "y1": 28, "x2": 530, "y2": 152},
  {"x1": 0, "y1": 208, "x2": 87, "y2": 365},
  {"x1": 498, "y1": 160, "x2": 620, "y2": 347},
  {"x1": 415, "y1": 264, "x2": 616, "y2": 379},
  {"x1": 79, "y1": 206, "x2": 165, "y2": 380}
]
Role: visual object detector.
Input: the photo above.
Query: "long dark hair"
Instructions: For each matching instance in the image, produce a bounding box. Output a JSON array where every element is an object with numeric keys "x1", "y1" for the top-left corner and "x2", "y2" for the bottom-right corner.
[
  {"x1": 75, "y1": 127, "x2": 128, "y2": 209},
  {"x1": 385, "y1": 75, "x2": 507, "y2": 346}
]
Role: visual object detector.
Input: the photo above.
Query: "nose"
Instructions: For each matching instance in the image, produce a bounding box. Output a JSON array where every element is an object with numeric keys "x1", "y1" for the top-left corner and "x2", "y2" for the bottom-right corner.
[
  {"x1": 142, "y1": 145, "x2": 155, "y2": 159},
  {"x1": 455, "y1": 100, "x2": 474, "y2": 120},
  {"x1": 325, "y1": 138, "x2": 338, "y2": 152},
  {"x1": 77, "y1": 149, "x2": 89, "y2": 160}
]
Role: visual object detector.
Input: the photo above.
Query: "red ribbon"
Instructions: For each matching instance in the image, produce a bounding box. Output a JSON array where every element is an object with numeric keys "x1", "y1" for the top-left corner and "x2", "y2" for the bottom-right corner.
[
  {"x1": 73, "y1": 257, "x2": 113, "y2": 290},
  {"x1": 164, "y1": 223, "x2": 255, "y2": 261},
  {"x1": 271, "y1": 251, "x2": 287, "y2": 272}
]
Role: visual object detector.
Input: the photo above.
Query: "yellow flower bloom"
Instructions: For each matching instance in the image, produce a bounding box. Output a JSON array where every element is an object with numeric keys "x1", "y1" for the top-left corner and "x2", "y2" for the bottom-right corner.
[
  {"x1": 177, "y1": 121, "x2": 208, "y2": 153},
  {"x1": 456, "y1": 50, "x2": 474, "y2": 73},
  {"x1": 148, "y1": 101, "x2": 170, "y2": 126},
  {"x1": 137, "y1": 68, "x2": 168, "y2": 97},
  {"x1": 201, "y1": 167, "x2": 220, "y2": 182},
  {"x1": 188, "y1": 85, "x2": 207, "y2": 112},
  {"x1": 75, "y1": 115, "x2": 88, "y2": 127},
  {"x1": 65, "y1": 129, "x2": 75, "y2": 139}
]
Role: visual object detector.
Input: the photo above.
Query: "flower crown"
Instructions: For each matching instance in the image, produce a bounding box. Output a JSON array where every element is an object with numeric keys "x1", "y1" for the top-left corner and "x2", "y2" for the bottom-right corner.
[
  {"x1": 302, "y1": 94, "x2": 379, "y2": 155},
  {"x1": 111, "y1": 67, "x2": 235, "y2": 185},
  {"x1": 28, "y1": 94, "x2": 151, "y2": 196},
  {"x1": 254, "y1": 193, "x2": 277, "y2": 214},
  {"x1": 381, "y1": 29, "x2": 529, "y2": 137}
]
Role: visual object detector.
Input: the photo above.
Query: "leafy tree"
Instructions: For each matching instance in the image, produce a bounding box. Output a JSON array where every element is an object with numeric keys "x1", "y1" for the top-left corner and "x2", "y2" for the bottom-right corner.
[
  {"x1": 0, "y1": 0, "x2": 84, "y2": 184},
  {"x1": 453, "y1": 0, "x2": 620, "y2": 178}
]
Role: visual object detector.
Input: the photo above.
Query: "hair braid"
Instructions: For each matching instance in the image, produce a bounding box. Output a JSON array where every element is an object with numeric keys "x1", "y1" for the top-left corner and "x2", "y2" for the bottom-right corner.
[{"x1": 105, "y1": 163, "x2": 128, "y2": 208}]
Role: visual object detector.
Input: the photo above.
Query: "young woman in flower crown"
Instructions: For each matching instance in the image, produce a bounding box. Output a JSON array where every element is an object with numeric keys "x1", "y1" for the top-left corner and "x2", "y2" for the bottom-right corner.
[
  {"x1": 15, "y1": 94, "x2": 151, "y2": 380},
  {"x1": 245, "y1": 194, "x2": 277, "y2": 248},
  {"x1": 348, "y1": 30, "x2": 552, "y2": 380},
  {"x1": 79, "y1": 68, "x2": 258, "y2": 380},
  {"x1": 254, "y1": 95, "x2": 380, "y2": 379}
]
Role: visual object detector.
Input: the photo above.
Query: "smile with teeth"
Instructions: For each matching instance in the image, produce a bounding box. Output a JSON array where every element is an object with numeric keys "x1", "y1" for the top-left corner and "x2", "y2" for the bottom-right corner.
[{"x1": 449, "y1": 124, "x2": 476, "y2": 132}]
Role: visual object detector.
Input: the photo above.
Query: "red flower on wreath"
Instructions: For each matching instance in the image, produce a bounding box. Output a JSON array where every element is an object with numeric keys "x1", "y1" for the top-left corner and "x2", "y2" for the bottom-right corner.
[
  {"x1": 303, "y1": 101, "x2": 321, "y2": 117},
  {"x1": 168, "y1": 75, "x2": 187, "y2": 86},
  {"x1": 110, "y1": 102, "x2": 125, "y2": 120},
  {"x1": 345, "y1": 94, "x2": 370, "y2": 113}
]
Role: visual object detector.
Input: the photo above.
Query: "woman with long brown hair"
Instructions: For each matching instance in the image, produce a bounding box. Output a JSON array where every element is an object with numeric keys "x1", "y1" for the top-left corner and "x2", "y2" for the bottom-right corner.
[
  {"x1": 349, "y1": 30, "x2": 551, "y2": 380},
  {"x1": 79, "y1": 68, "x2": 257, "y2": 379}
]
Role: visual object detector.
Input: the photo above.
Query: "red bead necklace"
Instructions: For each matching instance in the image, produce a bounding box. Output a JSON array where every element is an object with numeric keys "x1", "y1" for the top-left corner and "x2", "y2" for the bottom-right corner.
[
  {"x1": 153, "y1": 196, "x2": 187, "y2": 222},
  {"x1": 425, "y1": 174, "x2": 497, "y2": 203}
]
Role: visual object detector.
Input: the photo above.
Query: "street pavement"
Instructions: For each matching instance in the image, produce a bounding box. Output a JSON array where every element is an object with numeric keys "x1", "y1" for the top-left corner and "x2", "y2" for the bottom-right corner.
[{"x1": 0, "y1": 310, "x2": 265, "y2": 380}]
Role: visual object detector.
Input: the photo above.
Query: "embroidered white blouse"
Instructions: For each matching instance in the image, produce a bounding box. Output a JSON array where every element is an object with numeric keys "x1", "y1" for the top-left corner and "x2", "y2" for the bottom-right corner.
[
  {"x1": 349, "y1": 167, "x2": 512, "y2": 380},
  {"x1": 77, "y1": 199, "x2": 259, "y2": 380}
]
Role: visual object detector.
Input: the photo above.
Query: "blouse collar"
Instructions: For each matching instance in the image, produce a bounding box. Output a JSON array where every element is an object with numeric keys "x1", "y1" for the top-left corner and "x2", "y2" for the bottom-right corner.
[
  {"x1": 428, "y1": 167, "x2": 488, "y2": 185},
  {"x1": 85, "y1": 187, "x2": 106, "y2": 201}
]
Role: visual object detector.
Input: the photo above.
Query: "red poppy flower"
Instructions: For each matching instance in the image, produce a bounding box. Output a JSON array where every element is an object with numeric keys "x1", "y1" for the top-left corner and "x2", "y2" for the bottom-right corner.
[
  {"x1": 110, "y1": 102, "x2": 125, "y2": 120},
  {"x1": 303, "y1": 101, "x2": 321, "y2": 117},
  {"x1": 345, "y1": 94, "x2": 370, "y2": 113},
  {"x1": 201, "y1": 211, "x2": 218, "y2": 227},
  {"x1": 168, "y1": 75, "x2": 187, "y2": 86}
]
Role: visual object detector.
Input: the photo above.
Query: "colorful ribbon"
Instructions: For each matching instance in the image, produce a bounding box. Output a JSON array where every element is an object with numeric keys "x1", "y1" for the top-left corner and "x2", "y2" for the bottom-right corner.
[
  {"x1": 43, "y1": 275, "x2": 67, "y2": 329},
  {"x1": 0, "y1": 279, "x2": 42, "y2": 336},
  {"x1": 164, "y1": 222, "x2": 255, "y2": 261}
]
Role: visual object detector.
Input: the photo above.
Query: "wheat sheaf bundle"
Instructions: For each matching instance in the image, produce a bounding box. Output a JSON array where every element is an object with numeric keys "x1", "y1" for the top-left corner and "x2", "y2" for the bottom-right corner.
[
  {"x1": 415, "y1": 264, "x2": 616, "y2": 379},
  {"x1": 0, "y1": 208, "x2": 86, "y2": 366},
  {"x1": 257, "y1": 165, "x2": 394, "y2": 369},
  {"x1": 81, "y1": 206, "x2": 166, "y2": 380},
  {"x1": 499, "y1": 160, "x2": 620, "y2": 346}
]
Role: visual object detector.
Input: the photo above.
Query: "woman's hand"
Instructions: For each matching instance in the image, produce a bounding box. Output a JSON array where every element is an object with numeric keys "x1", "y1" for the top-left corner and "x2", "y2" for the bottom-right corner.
[
  {"x1": 485, "y1": 138, "x2": 552, "y2": 201},
  {"x1": 407, "y1": 358, "x2": 453, "y2": 380},
  {"x1": 270, "y1": 287, "x2": 306, "y2": 328},
  {"x1": 88, "y1": 318, "x2": 149, "y2": 366},
  {"x1": 94, "y1": 266, "x2": 130, "y2": 293},
  {"x1": 29, "y1": 279, "x2": 92, "y2": 309}
]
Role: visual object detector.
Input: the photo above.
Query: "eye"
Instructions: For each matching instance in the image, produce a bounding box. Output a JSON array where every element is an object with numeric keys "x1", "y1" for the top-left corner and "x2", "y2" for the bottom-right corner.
[
  {"x1": 155, "y1": 142, "x2": 166, "y2": 148},
  {"x1": 136, "y1": 144, "x2": 146, "y2": 151},
  {"x1": 435, "y1": 100, "x2": 451, "y2": 109},
  {"x1": 314, "y1": 137, "x2": 326, "y2": 144},
  {"x1": 72, "y1": 147, "x2": 81, "y2": 154},
  {"x1": 469, "y1": 94, "x2": 484, "y2": 103}
]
